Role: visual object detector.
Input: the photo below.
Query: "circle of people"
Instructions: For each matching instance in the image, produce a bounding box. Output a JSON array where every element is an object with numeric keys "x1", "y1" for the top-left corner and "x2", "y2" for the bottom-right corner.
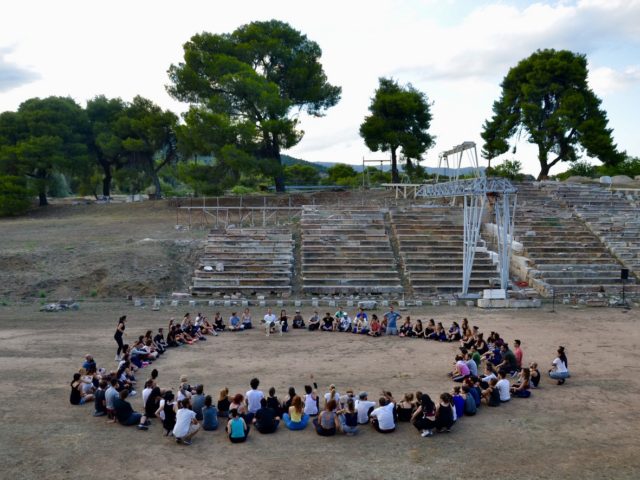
[{"x1": 69, "y1": 308, "x2": 572, "y2": 444}]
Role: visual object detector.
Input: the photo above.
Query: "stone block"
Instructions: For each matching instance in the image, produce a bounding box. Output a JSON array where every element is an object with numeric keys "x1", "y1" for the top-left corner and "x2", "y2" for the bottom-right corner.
[
  {"x1": 224, "y1": 300, "x2": 231, "y2": 307},
  {"x1": 448, "y1": 300, "x2": 457, "y2": 307},
  {"x1": 189, "y1": 300, "x2": 196, "y2": 307},
  {"x1": 208, "y1": 300, "x2": 216, "y2": 306},
  {"x1": 414, "y1": 300, "x2": 423, "y2": 307},
  {"x1": 294, "y1": 300, "x2": 302, "y2": 307},
  {"x1": 259, "y1": 300, "x2": 266, "y2": 307},
  {"x1": 328, "y1": 300, "x2": 336, "y2": 307},
  {"x1": 432, "y1": 300, "x2": 440, "y2": 306},
  {"x1": 398, "y1": 300, "x2": 405, "y2": 307},
  {"x1": 171, "y1": 300, "x2": 179, "y2": 307},
  {"x1": 277, "y1": 300, "x2": 284, "y2": 307},
  {"x1": 241, "y1": 300, "x2": 249, "y2": 307},
  {"x1": 346, "y1": 300, "x2": 354, "y2": 307},
  {"x1": 312, "y1": 298, "x2": 319, "y2": 307}
]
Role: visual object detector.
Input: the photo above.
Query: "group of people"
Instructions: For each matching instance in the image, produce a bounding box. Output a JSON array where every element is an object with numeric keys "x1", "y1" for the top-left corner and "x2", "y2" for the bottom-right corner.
[{"x1": 69, "y1": 309, "x2": 572, "y2": 443}]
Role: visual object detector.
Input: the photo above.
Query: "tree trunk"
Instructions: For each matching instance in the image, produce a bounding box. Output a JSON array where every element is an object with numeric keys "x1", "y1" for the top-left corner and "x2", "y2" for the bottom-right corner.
[
  {"x1": 149, "y1": 157, "x2": 162, "y2": 199},
  {"x1": 391, "y1": 147, "x2": 399, "y2": 183},
  {"x1": 101, "y1": 162, "x2": 112, "y2": 198},
  {"x1": 271, "y1": 137, "x2": 285, "y2": 193},
  {"x1": 537, "y1": 146, "x2": 550, "y2": 180},
  {"x1": 38, "y1": 191, "x2": 48, "y2": 207}
]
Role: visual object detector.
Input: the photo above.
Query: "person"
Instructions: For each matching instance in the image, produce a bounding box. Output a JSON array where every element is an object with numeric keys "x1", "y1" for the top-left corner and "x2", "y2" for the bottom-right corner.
[
  {"x1": 229, "y1": 312, "x2": 243, "y2": 331},
  {"x1": 304, "y1": 381, "x2": 319, "y2": 417},
  {"x1": 511, "y1": 368, "x2": 531, "y2": 398},
  {"x1": 217, "y1": 387, "x2": 231, "y2": 417},
  {"x1": 482, "y1": 378, "x2": 501, "y2": 407},
  {"x1": 241, "y1": 308, "x2": 253, "y2": 329},
  {"x1": 396, "y1": 393, "x2": 415, "y2": 422},
  {"x1": 254, "y1": 398, "x2": 280, "y2": 434},
  {"x1": 435, "y1": 393, "x2": 455, "y2": 433},
  {"x1": 114, "y1": 315, "x2": 126, "y2": 361},
  {"x1": 480, "y1": 363, "x2": 498, "y2": 389},
  {"x1": 145, "y1": 386, "x2": 162, "y2": 419},
  {"x1": 82, "y1": 354, "x2": 97, "y2": 373},
  {"x1": 413, "y1": 319, "x2": 424, "y2": 338},
  {"x1": 451, "y1": 386, "x2": 465, "y2": 420},
  {"x1": 411, "y1": 393, "x2": 436, "y2": 437},
  {"x1": 355, "y1": 392, "x2": 376, "y2": 425},
  {"x1": 202, "y1": 395, "x2": 219, "y2": 431},
  {"x1": 227, "y1": 408, "x2": 250, "y2": 443},
  {"x1": 424, "y1": 319, "x2": 436, "y2": 338},
  {"x1": 321, "y1": 312, "x2": 334, "y2": 332},
  {"x1": 399, "y1": 317, "x2": 413, "y2": 337},
  {"x1": 292, "y1": 310, "x2": 305, "y2": 329},
  {"x1": 447, "y1": 321, "x2": 462, "y2": 341},
  {"x1": 213, "y1": 313, "x2": 226, "y2": 332},
  {"x1": 313, "y1": 399, "x2": 341, "y2": 436},
  {"x1": 113, "y1": 390, "x2": 148, "y2": 430},
  {"x1": 173, "y1": 399, "x2": 200, "y2": 445},
  {"x1": 549, "y1": 346, "x2": 570, "y2": 384},
  {"x1": 191, "y1": 384, "x2": 206, "y2": 420},
  {"x1": 353, "y1": 307, "x2": 369, "y2": 334},
  {"x1": 339, "y1": 398, "x2": 359, "y2": 435},
  {"x1": 69, "y1": 373, "x2": 94, "y2": 405},
  {"x1": 338, "y1": 313, "x2": 352, "y2": 332},
  {"x1": 529, "y1": 362, "x2": 541, "y2": 388},
  {"x1": 263, "y1": 308, "x2": 280, "y2": 336},
  {"x1": 230, "y1": 393, "x2": 250, "y2": 422},
  {"x1": 368, "y1": 315, "x2": 381, "y2": 337},
  {"x1": 370, "y1": 394, "x2": 396, "y2": 433},
  {"x1": 496, "y1": 370, "x2": 511, "y2": 402},
  {"x1": 308, "y1": 311, "x2": 320, "y2": 331},
  {"x1": 283, "y1": 395, "x2": 309, "y2": 430},
  {"x1": 265, "y1": 387, "x2": 280, "y2": 412},
  {"x1": 452, "y1": 355, "x2": 471, "y2": 382},
  {"x1": 465, "y1": 351, "x2": 478, "y2": 378},
  {"x1": 282, "y1": 387, "x2": 297, "y2": 414},
  {"x1": 514, "y1": 339, "x2": 524, "y2": 369},
  {"x1": 279, "y1": 309, "x2": 289, "y2": 333},
  {"x1": 105, "y1": 378, "x2": 119, "y2": 422},
  {"x1": 497, "y1": 343, "x2": 519, "y2": 375},
  {"x1": 461, "y1": 385, "x2": 477, "y2": 416},
  {"x1": 93, "y1": 380, "x2": 107, "y2": 417},
  {"x1": 157, "y1": 391, "x2": 176, "y2": 435},
  {"x1": 246, "y1": 377, "x2": 264, "y2": 419},
  {"x1": 383, "y1": 305, "x2": 400, "y2": 335},
  {"x1": 324, "y1": 384, "x2": 340, "y2": 409}
]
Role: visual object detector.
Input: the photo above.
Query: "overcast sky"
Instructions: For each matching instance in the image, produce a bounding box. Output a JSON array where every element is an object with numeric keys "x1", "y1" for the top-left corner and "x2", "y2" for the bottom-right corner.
[{"x1": 1, "y1": 0, "x2": 639, "y2": 175}]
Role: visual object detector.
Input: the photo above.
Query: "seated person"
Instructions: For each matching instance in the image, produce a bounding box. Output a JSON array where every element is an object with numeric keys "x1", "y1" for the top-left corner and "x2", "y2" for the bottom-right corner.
[
  {"x1": 308, "y1": 311, "x2": 321, "y2": 331},
  {"x1": 367, "y1": 315, "x2": 381, "y2": 337},
  {"x1": 227, "y1": 408, "x2": 250, "y2": 443},
  {"x1": 447, "y1": 322, "x2": 462, "y2": 341},
  {"x1": 213, "y1": 312, "x2": 225, "y2": 332},
  {"x1": 253, "y1": 398, "x2": 280, "y2": 434},
  {"x1": 399, "y1": 317, "x2": 414, "y2": 337},
  {"x1": 461, "y1": 385, "x2": 477, "y2": 416},
  {"x1": 482, "y1": 378, "x2": 501, "y2": 407},
  {"x1": 173, "y1": 399, "x2": 200, "y2": 445},
  {"x1": 370, "y1": 394, "x2": 396, "y2": 433},
  {"x1": 424, "y1": 319, "x2": 436, "y2": 338},
  {"x1": 452, "y1": 355, "x2": 471, "y2": 382},
  {"x1": 339, "y1": 399, "x2": 359, "y2": 435},
  {"x1": 529, "y1": 362, "x2": 541, "y2": 388},
  {"x1": 202, "y1": 395, "x2": 218, "y2": 432},
  {"x1": 435, "y1": 393, "x2": 455, "y2": 432},
  {"x1": 217, "y1": 387, "x2": 230, "y2": 418},
  {"x1": 70, "y1": 372, "x2": 94, "y2": 406},
  {"x1": 510, "y1": 368, "x2": 531, "y2": 398},
  {"x1": 355, "y1": 392, "x2": 376, "y2": 425},
  {"x1": 338, "y1": 314, "x2": 352, "y2": 332},
  {"x1": 413, "y1": 319, "x2": 424, "y2": 338},
  {"x1": 283, "y1": 396, "x2": 309, "y2": 430},
  {"x1": 451, "y1": 386, "x2": 465, "y2": 420},
  {"x1": 313, "y1": 399, "x2": 341, "y2": 436},
  {"x1": 353, "y1": 308, "x2": 369, "y2": 334},
  {"x1": 321, "y1": 313, "x2": 334, "y2": 332},
  {"x1": 292, "y1": 310, "x2": 305, "y2": 329},
  {"x1": 396, "y1": 393, "x2": 415, "y2": 422},
  {"x1": 241, "y1": 308, "x2": 253, "y2": 330},
  {"x1": 229, "y1": 312, "x2": 243, "y2": 331},
  {"x1": 113, "y1": 390, "x2": 148, "y2": 430}
]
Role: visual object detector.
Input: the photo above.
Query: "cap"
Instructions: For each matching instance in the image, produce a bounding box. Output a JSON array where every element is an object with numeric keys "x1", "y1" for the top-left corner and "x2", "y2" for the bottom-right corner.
[{"x1": 358, "y1": 391, "x2": 368, "y2": 399}]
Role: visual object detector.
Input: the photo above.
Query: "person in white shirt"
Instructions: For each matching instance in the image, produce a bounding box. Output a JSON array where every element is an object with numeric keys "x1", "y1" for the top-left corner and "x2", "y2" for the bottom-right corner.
[
  {"x1": 338, "y1": 315, "x2": 352, "y2": 332},
  {"x1": 355, "y1": 392, "x2": 376, "y2": 424},
  {"x1": 263, "y1": 308, "x2": 281, "y2": 336},
  {"x1": 324, "y1": 384, "x2": 340, "y2": 409},
  {"x1": 173, "y1": 399, "x2": 200, "y2": 445},
  {"x1": 549, "y1": 346, "x2": 570, "y2": 385},
  {"x1": 496, "y1": 370, "x2": 511, "y2": 402},
  {"x1": 245, "y1": 377, "x2": 265, "y2": 418},
  {"x1": 370, "y1": 395, "x2": 396, "y2": 433}
]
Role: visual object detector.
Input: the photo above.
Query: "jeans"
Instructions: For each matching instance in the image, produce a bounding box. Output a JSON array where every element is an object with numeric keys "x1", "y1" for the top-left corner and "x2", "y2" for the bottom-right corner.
[
  {"x1": 386, "y1": 327, "x2": 398, "y2": 335},
  {"x1": 283, "y1": 413, "x2": 309, "y2": 430},
  {"x1": 340, "y1": 417, "x2": 358, "y2": 434},
  {"x1": 549, "y1": 370, "x2": 570, "y2": 380},
  {"x1": 123, "y1": 412, "x2": 142, "y2": 426}
]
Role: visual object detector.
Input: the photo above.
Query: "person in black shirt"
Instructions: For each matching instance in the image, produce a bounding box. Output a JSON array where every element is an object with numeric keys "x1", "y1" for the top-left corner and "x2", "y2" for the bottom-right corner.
[
  {"x1": 253, "y1": 398, "x2": 280, "y2": 433},
  {"x1": 113, "y1": 390, "x2": 149, "y2": 430}
]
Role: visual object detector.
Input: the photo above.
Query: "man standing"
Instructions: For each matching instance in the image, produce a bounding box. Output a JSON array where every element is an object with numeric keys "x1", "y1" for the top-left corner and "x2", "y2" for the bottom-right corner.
[{"x1": 384, "y1": 305, "x2": 400, "y2": 335}]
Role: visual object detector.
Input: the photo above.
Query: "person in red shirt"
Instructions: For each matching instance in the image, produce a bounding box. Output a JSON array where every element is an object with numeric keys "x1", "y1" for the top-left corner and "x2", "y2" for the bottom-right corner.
[{"x1": 514, "y1": 339, "x2": 524, "y2": 369}]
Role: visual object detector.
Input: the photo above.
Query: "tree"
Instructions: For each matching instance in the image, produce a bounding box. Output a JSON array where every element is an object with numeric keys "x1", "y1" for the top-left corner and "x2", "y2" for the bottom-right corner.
[
  {"x1": 167, "y1": 20, "x2": 341, "y2": 192},
  {"x1": 481, "y1": 49, "x2": 624, "y2": 180},
  {"x1": 284, "y1": 164, "x2": 320, "y2": 185},
  {"x1": 359, "y1": 78, "x2": 434, "y2": 183},
  {"x1": 487, "y1": 159, "x2": 524, "y2": 181},
  {"x1": 0, "y1": 97, "x2": 91, "y2": 206}
]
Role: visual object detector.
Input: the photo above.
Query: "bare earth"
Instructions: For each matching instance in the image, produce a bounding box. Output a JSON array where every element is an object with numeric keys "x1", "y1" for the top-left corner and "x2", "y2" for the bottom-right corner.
[
  {"x1": 1, "y1": 201, "x2": 639, "y2": 479},
  {"x1": 0, "y1": 303, "x2": 639, "y2": 480}
]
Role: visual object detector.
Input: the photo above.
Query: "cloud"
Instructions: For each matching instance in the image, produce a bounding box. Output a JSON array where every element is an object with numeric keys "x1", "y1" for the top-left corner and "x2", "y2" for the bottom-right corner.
[
  {"x1": 589, "y1": 65, "x2": 640, "y2": 95},
  {"x1": 392, "y1": 0, "x2": 640, "y2": 82},
  {"x1": 0, "y1": 46, "x2": 39, "y2": 92}
]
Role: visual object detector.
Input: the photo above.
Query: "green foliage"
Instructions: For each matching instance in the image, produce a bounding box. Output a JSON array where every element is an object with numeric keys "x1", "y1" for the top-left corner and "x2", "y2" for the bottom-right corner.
[
  {"x1": 486, "y1": 159, "x2": 524, "y2": 181},
  {"x1": 230, "y1": 185, "x2": 256, "y2": 195},
  {"x1": 360, "y1": 77, "x2": 434, "y2": 183},
  {"x1": 168, "y1": 20, "x2": 341, "y2": 191},
  {"x1": 0, "y1": 174, "x2": 32, "y2": 216},
  {"x1": 326, "y1": 163, "x2": 357, "y2": 183},
  {"x1": 90, "y1": 289, "x2": 98, "y2": 297},
  {"x1": 284, "y1": 164, "x2": 320, "y2": 185},
  {"x1": 556, "y1": 156, "x2": 640, "y2": 180},
  {"x1": 481, "y1": 49, "x2": 624, "y2": 180},
  {"x1": 364, "y1": 166, "x2": 392, "y2": 185}
]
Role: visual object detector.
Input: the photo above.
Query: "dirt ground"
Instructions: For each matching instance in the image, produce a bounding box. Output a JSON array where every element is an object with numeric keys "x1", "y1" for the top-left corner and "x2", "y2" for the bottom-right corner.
[{"x1": 0, "y1": 302, "x2": 638, "y2": 480}]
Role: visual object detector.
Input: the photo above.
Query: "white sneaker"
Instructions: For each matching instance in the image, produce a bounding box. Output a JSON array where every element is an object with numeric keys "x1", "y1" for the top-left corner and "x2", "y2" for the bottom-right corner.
[
  {"x1": 421, "y1": 430, "x2": 429, "y2": 437},
  {"x1": 129, "y1": 390, "x2": 137, "y2": 397},
  {"x1": 115, "y1": 355, "x2": 120, "y2": 361}
]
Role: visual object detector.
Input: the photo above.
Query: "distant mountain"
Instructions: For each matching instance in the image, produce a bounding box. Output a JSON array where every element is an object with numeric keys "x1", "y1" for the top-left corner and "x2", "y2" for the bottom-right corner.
[{"x1": 281, "y1": 154, "x2": 329, "y2": 173}]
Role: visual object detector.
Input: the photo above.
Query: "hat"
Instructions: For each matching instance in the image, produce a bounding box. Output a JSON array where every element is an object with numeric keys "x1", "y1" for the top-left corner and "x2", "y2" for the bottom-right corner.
[{"x1": 358, "y1": 391, "x2": 368, "y2": 399}]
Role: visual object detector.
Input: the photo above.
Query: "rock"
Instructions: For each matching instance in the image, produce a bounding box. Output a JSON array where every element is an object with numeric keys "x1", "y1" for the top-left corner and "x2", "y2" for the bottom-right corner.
[{"x1": 611, "y1": 175, "x2": 634, "y2": 185}]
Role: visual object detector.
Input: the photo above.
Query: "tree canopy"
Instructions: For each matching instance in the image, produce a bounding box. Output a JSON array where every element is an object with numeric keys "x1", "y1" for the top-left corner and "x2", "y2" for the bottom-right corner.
[
  {"x1": 481, "y1": 49, "x2": 624, "y2": 180},
  {"x1": 167, "y1": 19, "x2": 341, "y2": 192},
  {"x1": 359, "y1": 77, "x2": 434, "y2": 183}
]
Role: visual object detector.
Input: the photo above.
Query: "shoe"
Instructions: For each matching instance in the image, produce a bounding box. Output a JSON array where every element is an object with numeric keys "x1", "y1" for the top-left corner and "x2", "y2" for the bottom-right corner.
[
  {"x1": 129, "y1": 390, "x2": 137, "y2": 396},
  {"x1": 115, "y1": 355, "x2": 120, "y2": 361},
  {"x1": 557, "y1": 379, "x2": 565, "y2": 385},
  {"x1": 421, "y1": 430, "x2": 429, "y2": 437},
  {"x1": 137, "y1": 424, "x2": 148, "y2": 431},
  {"x1": 182, "y1": 439, "x2": 192, "y2": 445}
]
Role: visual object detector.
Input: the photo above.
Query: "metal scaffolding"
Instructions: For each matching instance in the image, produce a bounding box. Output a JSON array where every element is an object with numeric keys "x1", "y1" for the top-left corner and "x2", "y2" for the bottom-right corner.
[{"x1": 417, "y1": 175, "x2": 518, "y2": 296}]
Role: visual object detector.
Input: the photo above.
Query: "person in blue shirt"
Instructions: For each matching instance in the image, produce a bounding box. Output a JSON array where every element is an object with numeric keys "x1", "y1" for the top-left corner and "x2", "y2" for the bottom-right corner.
[
  {"x1": 384, "y1": 305, "x2": 401, "y2": 335},
  {"x1": 229, "y1": 312, "x2": 243, "y2": 331},
  {"x1": 202, "y1": 395, "x2": 219, "y2": 430}
]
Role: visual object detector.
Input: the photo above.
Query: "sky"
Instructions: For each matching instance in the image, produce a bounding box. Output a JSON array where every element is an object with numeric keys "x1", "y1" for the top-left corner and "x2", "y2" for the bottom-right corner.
[{"x1": 1, "y1": 0, "x2": 639, "y2": 176}]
